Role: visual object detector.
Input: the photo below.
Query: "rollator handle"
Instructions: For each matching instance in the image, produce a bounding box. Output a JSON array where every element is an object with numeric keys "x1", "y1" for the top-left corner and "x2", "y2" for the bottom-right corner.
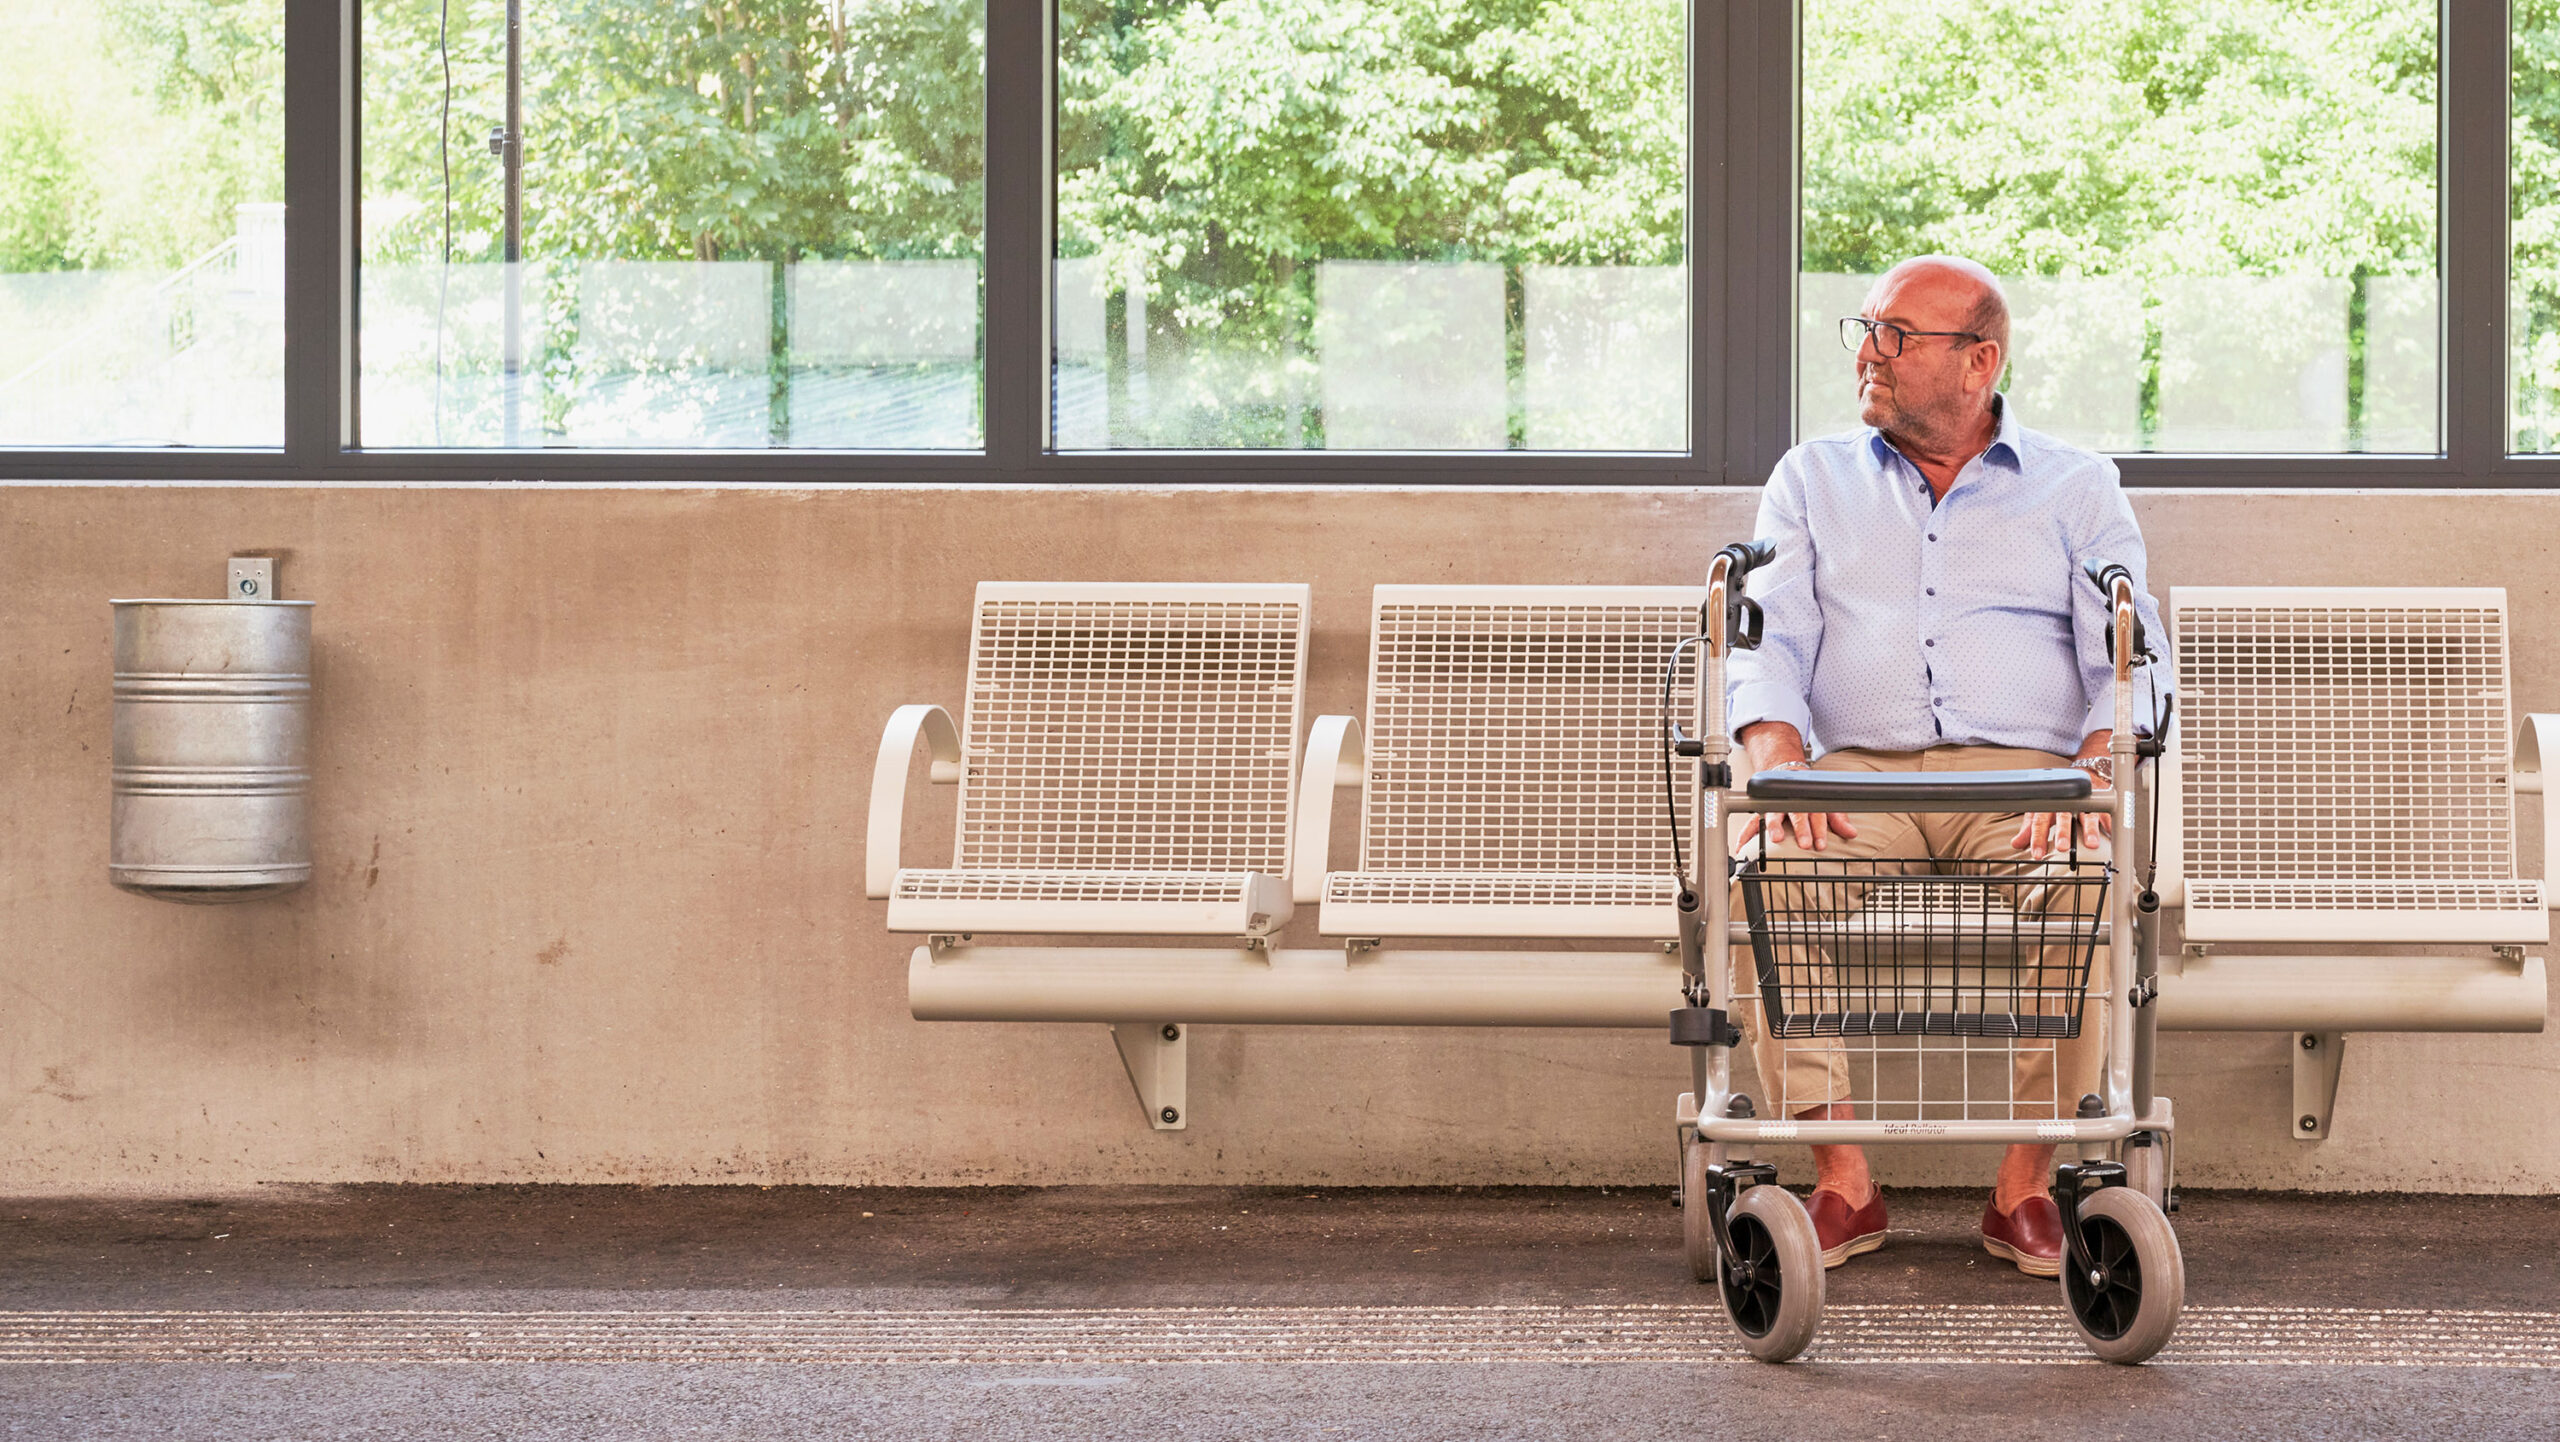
[
  {"x1": 1709, "y1": 539, "x2": 1777, "y2": 651},
  {"x1": 2081, "y1": 557, "x2": 2148, "y2": 664},
  {"x1": 1719, "y1": 538, "x2": 1777, "y2": 579},
  {"x1": 2081, "y1": 559, "x2": 2134, "y2": 597}
]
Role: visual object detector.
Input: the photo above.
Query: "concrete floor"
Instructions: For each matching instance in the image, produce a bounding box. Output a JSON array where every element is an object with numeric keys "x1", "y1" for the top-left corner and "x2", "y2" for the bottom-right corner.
[{"x1": 1, "y1": 1185, "x2": 2554, "y2": 1439}]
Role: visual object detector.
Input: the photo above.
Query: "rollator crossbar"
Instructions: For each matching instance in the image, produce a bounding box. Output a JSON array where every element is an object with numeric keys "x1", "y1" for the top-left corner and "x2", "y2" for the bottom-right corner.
[{"x1": 1744, "y1": 769, "x2": 2094, "y2": 808}]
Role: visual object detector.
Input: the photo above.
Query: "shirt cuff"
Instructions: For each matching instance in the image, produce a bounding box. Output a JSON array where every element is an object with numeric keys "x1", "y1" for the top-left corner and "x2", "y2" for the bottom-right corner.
[
  {"x1": 1728, "y1": 683, "x2": 1816, "y2": 748},
  {"x1": 2081, "y1": 679, "x2": 2123, "y2": 742}
]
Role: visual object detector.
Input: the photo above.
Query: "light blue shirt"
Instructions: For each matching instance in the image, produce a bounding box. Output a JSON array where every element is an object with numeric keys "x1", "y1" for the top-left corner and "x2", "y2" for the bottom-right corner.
[{"x1": 1727, "y1": 396, "x2": 2172, "y2": 758}]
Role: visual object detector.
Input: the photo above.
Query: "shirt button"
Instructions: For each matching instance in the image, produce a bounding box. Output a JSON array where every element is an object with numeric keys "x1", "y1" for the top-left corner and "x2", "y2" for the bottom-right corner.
[
  {"x1": 1927, "y1": 533, "x2": 1938, "y2": 542},
  {"x1": 1932, "y1": 697, "x2": 1944, "y2": 706},
  {"x1": 1925, "y1": 587, "x2": 1936, "y2": 596},
  {"x1": 1925, "y1": 639, "x2": 1936, "y2": 647}
]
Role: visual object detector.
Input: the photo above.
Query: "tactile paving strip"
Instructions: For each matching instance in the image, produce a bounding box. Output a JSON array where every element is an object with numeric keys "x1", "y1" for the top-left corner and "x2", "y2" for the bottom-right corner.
[{"x1": 1, "y1": 1306, "x2": 2554, "y2": 1367}]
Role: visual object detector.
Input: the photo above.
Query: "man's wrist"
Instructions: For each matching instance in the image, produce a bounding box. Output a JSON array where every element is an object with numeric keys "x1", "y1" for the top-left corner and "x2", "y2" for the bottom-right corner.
[{"x1": 2066, "y1": 754, "x2": 2115, "y2": 785}]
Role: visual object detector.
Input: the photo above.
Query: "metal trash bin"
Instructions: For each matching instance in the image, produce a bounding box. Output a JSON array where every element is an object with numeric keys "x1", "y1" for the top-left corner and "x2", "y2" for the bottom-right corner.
[{"x1": 110, "y1": 558, "x2": 313, "y2": 902}]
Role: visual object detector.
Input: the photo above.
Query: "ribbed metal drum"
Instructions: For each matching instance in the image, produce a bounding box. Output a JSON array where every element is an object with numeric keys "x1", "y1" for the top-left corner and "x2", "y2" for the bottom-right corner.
[{"x1": 110, "y1": 596, "x2": 314, "y2": 902}]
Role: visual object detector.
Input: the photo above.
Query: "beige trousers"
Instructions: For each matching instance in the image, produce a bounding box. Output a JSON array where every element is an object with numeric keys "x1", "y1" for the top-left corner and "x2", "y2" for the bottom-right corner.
[{"x1": 1729, "y1": 744, "x2": 2111, "y2": 1120}]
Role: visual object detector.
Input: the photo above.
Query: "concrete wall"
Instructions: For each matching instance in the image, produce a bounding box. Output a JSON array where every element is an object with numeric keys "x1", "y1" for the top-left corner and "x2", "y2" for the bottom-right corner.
[{"x1": 1, "y1": 484, "x2": 2553, "y2": 1193}]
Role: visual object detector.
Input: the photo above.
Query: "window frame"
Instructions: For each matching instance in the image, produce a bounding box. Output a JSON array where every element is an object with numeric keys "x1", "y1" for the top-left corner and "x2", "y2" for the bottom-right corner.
[{"x1": 0, "y1": 0, "x2": 2548, "y2": 487}]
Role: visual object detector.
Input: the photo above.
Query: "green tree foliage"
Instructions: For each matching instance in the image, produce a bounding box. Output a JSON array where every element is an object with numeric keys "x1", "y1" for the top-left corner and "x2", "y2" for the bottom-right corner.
[
  {"x1": 0, "y1": 102, "x2": 92, "y2": 271},
  {"x1": 1804, "y1": 0, "x2": 2436, "y2": 283},
  {"x1": 1057, "y1": 0, "x2": 1681, "y2": 356},
  {"x1": 361, "y1": 0, "x2": 983, "y2": 265},
  {"x1": 98, "y1": 0, "x2": 286, "y2": 264}
]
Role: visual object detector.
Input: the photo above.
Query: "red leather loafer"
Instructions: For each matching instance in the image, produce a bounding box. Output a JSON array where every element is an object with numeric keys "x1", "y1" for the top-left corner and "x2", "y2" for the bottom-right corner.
[
  {"x1": 1808, "y1": 1186, "x2": 1888, "y2": 1268},
  {"x1": 1980, "y1": 1193, "x2": 2065, "y2": 1277}
]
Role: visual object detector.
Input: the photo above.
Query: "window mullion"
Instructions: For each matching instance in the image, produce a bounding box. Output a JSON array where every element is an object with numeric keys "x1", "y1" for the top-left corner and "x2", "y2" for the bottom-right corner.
[
  {"x1": 983, "y1": 0, "x2": 1048, "y2": 474},
  {"x1": 2446, "y1": 0, "x2": 2510, "y2": 476},
  {"x1": 1718, "y1": 0, "x2": 1796, "y2": 483},
  {"x1": 284, "y1": 0, "x2": 356, "y2": 472}
]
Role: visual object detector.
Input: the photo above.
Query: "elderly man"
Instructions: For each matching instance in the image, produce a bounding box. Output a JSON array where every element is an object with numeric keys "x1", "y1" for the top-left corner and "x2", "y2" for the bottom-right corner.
[{"x1": 1724, "y1": 255, "x2": 2170, "y2": 1276}]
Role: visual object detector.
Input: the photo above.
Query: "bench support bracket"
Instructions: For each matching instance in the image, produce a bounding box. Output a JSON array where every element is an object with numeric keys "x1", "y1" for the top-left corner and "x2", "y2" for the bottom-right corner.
[
  {"x1": 1112, "y1": 1022, "x2": 1188, "y2": 1131},
  {"x1": 2292, "y1": 1031, "x2": 2345, "y2": 1141}
]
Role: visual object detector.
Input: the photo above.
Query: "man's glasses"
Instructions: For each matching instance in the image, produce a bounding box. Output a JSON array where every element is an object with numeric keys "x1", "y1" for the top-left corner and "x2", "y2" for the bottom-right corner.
[{"x1": 1839, "y1": 316, "x2": 1982, "y2": 358}]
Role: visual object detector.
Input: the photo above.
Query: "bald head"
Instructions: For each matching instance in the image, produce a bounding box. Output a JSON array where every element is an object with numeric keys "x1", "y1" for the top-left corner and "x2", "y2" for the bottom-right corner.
[
  {"x1": 1850, "y1": 254, "x2": 2010, "y2": 457},
  {"x1": 1871, "y1": 255, "x2": 2009, "y2": 359}
]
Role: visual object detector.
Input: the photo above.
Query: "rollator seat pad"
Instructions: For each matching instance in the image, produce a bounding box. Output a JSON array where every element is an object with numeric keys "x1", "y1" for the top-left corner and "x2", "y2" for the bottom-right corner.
[{"x1": 1746, "y1": 768, "x2": 2092, "y2": 805}]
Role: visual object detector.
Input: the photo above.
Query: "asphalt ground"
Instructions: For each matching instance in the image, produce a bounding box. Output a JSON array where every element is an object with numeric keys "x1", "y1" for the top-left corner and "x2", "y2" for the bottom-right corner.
[{"x1": 1, "y1": 1185, "x2": 2554, "y2": 1440}]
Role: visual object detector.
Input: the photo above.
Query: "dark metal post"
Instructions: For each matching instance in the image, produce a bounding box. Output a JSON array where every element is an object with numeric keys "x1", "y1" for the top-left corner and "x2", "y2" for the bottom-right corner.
[
  {"x1": 282, "y1": 0, "x2": 354, "y2": 464},
  {"x1": 981, "y1": 0, "x2": 1045, "y2": 470},
  {"x1": 2444, "y1": 0, "x2": 2509, "y2": 476}
]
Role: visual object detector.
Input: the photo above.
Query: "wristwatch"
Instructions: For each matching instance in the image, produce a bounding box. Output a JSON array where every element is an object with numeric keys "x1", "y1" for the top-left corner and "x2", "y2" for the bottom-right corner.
[{"x1": 2066, "y1": 755, "x2": 2115, "y2": 785}]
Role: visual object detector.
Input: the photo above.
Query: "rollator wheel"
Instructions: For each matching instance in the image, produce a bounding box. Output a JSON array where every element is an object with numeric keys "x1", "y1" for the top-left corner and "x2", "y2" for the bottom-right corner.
[
  {"x1": 1718, "y1": 1184, "x2": 1824, "y2": 1363},
  {"x1": 2061, "y1": 1186, "x2": 2184, "y2": 1365},
  {"x1": 1680, "y1": 1137, "x2": 1724, "y2": 1283},
  {"x1": 2121, "y1": 1138, "x2": 2169, "y2": 1213}
]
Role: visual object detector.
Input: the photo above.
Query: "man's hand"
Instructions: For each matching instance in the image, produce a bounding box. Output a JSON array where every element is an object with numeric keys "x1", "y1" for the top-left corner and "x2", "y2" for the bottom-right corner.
[
  {"x1": 1733, "y1": 720, "x2": 1861, "y2": 854},
  {"x1": 2011, "y1": 736, "x2": 2113, "y2": 858},
  {"x1": 2012, "y1": 803, "x2": 2107, "y2": 858},
  {"x1": 1736, "y1": 808, "x2": 1862, "y2": 853}
]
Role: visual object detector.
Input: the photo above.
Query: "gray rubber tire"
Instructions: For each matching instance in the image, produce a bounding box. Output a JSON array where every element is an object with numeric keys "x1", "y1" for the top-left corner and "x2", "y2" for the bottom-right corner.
[
  {"x1": 1718, "y1": 1184, "x2": 1825, "y2": 1363},
  {"x1": 2122, "y1": 1136, "x2": 2169, "y2": 1213},
  {"x1": 1680, "y1": 1138, "x2": 1723, "y2": 1283},
  {"x1": 2061, "y1": 1186, "x2": 2184, "y2": 1365}
]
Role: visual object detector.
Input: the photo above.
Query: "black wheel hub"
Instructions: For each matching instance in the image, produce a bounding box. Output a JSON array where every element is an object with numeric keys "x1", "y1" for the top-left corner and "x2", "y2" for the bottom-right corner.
[
  {"x1": 1719, "y1": 1215, "x2": 1783, "y2": 1338},
  {"x1": 2063, "y1": 1215, "x2": 2144, "y2": 1341}
]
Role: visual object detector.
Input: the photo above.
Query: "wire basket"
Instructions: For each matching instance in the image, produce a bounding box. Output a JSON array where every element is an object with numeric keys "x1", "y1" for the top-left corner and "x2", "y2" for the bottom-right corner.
[{"x1": 1737, "y1": 857, "x2": 2110, "y2": 1041}]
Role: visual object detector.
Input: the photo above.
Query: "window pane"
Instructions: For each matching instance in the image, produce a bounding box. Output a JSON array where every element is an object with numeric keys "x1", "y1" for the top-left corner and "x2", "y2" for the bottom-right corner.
[
  {"x1": 1055, "y1": 0, "x2": 1688, "y2": 452},
  {"x1": 0, "y1": 0, "x2": 284, "y2": 447},
  {"x1": 1801, "y1": 0, "x2": 2439, "y2": 455},
  {"x1": 2516, "y1": 3, "x2": 2560, "y2": 451},
  {"x1": 359, "y1": 0, "x2": 984, "y2": 450}
]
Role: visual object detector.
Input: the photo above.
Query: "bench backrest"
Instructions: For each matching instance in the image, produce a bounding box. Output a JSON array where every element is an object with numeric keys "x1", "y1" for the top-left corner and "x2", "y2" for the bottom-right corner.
[
  {"x1": 1358, "y1": 585, "x2": 1701, "y2": 874},
  {"x1": 2166, "y1": 586, "x2": 2543, "y2": 941},
  {"x1": 954, "y1": 582, "x2": 1310, "y2": 877}
]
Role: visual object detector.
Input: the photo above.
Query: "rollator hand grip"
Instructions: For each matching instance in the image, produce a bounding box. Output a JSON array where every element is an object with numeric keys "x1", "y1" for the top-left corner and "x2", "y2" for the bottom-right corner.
[
  {"x1": 1711, "y1": 540, "x2": 1777, "y2": 651},
  {"x1": 1745, "y1": 768, "x2": 2092, "y2": 805},
  {"x1": 2082, "y1": 559, "x2": 2134, "y2": 597},
  {"x1": 1719, "y1": 538, "x2": 1777, "y2": 578}
]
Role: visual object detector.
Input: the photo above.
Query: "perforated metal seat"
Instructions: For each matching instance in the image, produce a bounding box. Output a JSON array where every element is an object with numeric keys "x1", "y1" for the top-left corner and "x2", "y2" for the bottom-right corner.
[
  {"x1": 870, "y1": 582, "x2": 1310, "y2": 938},
  {"x1": 889, "y1": 869, "x2": 1291, "y2": 936},
  {"x1": 1312, "y1": 585, "x2": 1701, "y2": 939},
  {"x1": 2165, "y1": 587, "x2": 2550, "y2": 944}
]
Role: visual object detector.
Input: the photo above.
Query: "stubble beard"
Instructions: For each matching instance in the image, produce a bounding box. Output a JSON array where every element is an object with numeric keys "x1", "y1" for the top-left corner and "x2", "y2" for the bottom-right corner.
[{"x1": 1857, "y1": 368, "x2": 1904, "y2": 432}]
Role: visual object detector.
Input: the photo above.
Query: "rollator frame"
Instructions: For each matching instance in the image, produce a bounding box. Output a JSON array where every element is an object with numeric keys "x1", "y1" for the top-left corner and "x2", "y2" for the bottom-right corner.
[{"x1": 1669, "y1": 541, "x2": 2179, "y2": 1364}]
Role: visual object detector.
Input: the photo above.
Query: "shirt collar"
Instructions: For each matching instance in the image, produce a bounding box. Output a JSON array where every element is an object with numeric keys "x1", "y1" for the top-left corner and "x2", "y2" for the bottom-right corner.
[{"x1": 1866, "y1": 393, "x2": 2024, "y2": 484}]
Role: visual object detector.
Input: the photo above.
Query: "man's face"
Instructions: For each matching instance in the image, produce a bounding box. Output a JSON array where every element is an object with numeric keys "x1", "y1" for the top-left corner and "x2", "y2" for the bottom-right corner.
[{"x1": 1853, "y1": 270, "x2": 1991, "y2": 437}]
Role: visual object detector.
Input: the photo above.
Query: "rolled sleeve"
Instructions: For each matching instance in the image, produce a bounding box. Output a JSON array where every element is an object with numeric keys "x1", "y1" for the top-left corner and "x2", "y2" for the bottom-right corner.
[
  {"x1": 2066, "y1": 468, "x2": 2174, "y2": 741},
  {"x1": 1725, "y1": 457, "x2": 1824, "y2": 744}
]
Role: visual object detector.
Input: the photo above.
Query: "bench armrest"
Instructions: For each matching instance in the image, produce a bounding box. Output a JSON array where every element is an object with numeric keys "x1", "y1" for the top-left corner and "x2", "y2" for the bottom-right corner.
[
  {"x1": 867, "y1": 704, "x2": 961, "y2": 899},
  {"x1": 2519, "y1": 713, "x2": 2560, "y2": 902},
  {"x1": 1292, "y1": 715, "x2": 1365, "y2": 904}
]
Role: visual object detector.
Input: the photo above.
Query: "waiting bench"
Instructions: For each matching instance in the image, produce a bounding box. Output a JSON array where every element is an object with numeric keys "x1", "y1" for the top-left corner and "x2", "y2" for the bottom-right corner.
[
  {"x1": 1310, "y1": 585, "x2": 1703, "y2": 941},
  {"x1": 2151, "y1": 586, "x2": 2552, "y2": 1138},
  {"x1": 873, "y1": 581, "x2": 1314, "y2": 1128},
  {"x1": 883, "y1": 580, "x2": 2553, "y2": 1139},
  {"x1": 894, "y1": 582, "x2": 1710, "y2": 1124}
]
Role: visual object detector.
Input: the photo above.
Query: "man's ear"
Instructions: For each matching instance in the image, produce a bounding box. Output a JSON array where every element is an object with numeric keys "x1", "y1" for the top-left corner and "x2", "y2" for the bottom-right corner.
[{"x1": 1968, "y1": 341, "x2": 2005, "y2": 395}]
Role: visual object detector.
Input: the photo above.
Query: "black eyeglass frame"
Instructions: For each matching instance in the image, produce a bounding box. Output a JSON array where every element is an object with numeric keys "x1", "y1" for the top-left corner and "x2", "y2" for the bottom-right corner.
[{"x1": 1839, "y1": 315, "x2": 1984, "y2": 359}]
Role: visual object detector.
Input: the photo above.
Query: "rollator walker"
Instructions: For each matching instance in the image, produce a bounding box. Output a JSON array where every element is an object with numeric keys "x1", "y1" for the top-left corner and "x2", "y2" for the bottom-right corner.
[{"x1": 1668, "y1": 540, "x2": 2181, "y2": 1364}]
